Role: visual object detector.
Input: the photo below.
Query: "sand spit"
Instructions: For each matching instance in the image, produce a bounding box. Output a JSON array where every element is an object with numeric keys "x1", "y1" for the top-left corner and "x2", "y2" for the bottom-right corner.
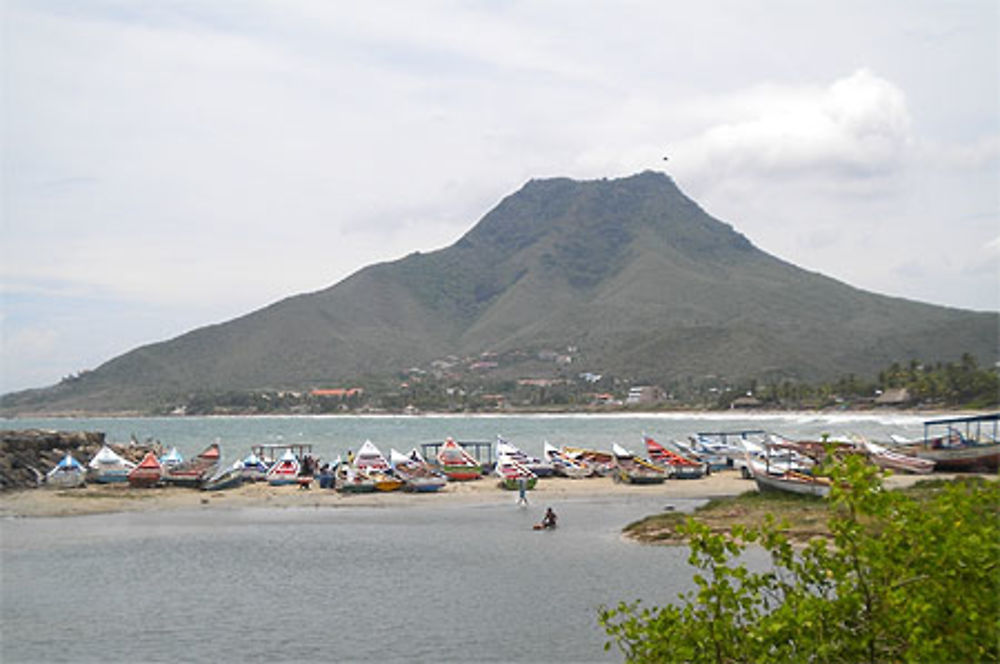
[{"x1": 0, "y1": 470, "x2": 960, "y2": 519}]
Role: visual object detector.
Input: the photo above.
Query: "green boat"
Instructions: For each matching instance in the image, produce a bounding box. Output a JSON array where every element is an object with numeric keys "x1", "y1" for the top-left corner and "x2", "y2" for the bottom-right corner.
[{"x1": 495, "y1": 455, "x2": 538, "y2": 490}]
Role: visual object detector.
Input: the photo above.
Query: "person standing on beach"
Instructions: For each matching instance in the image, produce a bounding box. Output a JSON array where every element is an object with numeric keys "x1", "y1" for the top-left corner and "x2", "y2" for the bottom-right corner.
[{"x1": 517, "y1": 477, "x2": 528, "y2": 506}]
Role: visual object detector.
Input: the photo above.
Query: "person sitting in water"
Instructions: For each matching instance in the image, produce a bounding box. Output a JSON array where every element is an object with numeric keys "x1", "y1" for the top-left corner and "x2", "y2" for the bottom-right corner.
[{"x1": 541, "y1": 507, "x2": 557, "y2": 529}]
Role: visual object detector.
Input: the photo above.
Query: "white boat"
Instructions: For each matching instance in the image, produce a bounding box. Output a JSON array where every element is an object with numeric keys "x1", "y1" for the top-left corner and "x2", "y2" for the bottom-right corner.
[
  {"x1": 543, "y1": 442, "x2": 592, "y2": 478},
  {"x1": 745, "y1": 455, "x2": 830, "y2": 498},
  {"x1": 202, "y1": 459, "x2": 244, "y2": 491},
  {"x1": 389, "y1": 448, "x2": 447, "y2": 492},
  {"x1": 354, "y1": 440, "x2": 391, "y2": 472},
  {"x1": 266, "y1": 449, "x2": 301, "y2": 485},
  {"x1": 643, "y1": 435, "x2": 706, "y2": 479},
  {"x1": 87, "y1": 445, "x2": 137, "y2": 483},
  {"x1": 611, "y1": 443, "x2": 667, "y2": 484},
  {"x1": 494, "y1": 453, "x2": 538, "y2": 490},
  {"x1": 239, "y1": 452, "x2": 270, "y2": 481},
  {"x1": 859, "y1": 439, "x2": 935, "y2": 475},
  {"x1": 496, "y1": 437, "x2": 554, "y2": 477},
  {"x1": 45, "y1": 453, "x2": 86, "y2": 488},
  {"x1": 158, "y1": 447, "x2": 184, "y2": 468}
]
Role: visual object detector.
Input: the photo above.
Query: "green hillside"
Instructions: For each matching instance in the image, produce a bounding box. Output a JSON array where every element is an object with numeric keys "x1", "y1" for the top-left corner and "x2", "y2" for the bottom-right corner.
[{"x1": 3, "y1": 171, "x2": 997, "y2": 414}]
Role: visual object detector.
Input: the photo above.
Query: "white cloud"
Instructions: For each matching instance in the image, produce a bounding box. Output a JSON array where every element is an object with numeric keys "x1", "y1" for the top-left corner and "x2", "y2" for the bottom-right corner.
[{"x1": 675, "y1": 70, "x2": 913, "y2": 184}]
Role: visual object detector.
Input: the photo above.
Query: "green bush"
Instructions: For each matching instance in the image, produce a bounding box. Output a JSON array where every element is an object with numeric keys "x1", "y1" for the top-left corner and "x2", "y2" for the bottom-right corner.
[{"x1": 600, "y1": 457, "x2": 1000, "y2": 662}]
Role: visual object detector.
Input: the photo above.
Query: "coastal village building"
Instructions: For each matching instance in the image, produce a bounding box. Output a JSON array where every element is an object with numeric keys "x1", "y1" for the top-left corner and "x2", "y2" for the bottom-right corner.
[
  {"x1": 874, "y1": 388, "x2": 912, "y2": 406},
  {"x1": 625, "y1": 385, "x2": 665, "y2": 405}
]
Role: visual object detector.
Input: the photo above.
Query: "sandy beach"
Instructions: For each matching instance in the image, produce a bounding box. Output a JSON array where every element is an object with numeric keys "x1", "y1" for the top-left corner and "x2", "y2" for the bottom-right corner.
[{"x1": 0, "y1": 470, "x2": 960, "y2": 519}]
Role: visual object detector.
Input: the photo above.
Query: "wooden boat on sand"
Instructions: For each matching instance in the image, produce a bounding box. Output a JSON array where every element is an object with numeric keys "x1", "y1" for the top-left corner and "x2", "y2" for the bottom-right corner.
[
  {"x1": 128, "y1": 451, "x2": 163, "y2": 488},
  {"x1": 562, "y1": 446, "x2": 616, "y2": 476},
  {"x1": 87, "y1": 445, "x2": 137, "y2": 484},
  {"x1": 543, "y1": 442, "x2": 592, "y2": 479},
  {"x1": 494, "y1": 454, "x2": 538, "y2": 490},
  {"x1": 201, "y1": 459, "x2": 244, "y2": 491},
  {"x1": 436, "y1": 438, "x2": 482, "y2": 481},
  {"x1": 858, "y1": 439, "x2": 935, "y2": 474},
  {"x1": 337, "y1": 466, "x2": 376, "y2": 493},
  {"x1": 239, "y1": 452, "x2": 270, "y2": 482},
  {"x1": 163, "y1": 443, "x2": 221, "y2": 486},
  {"x1": 745, "y1": 456, "x2": 830, "y2": 498},
  {"x1": 45, "y1": 453, "x2": 86, "y2": 488},
  {"x1": 389, "y1": 448, "x2": 447, "y2": 492},
  {"x1": 266, "y1": 449, "x2": 300, "y2": 486},
  {"x1": 893, "y1": 414, "x2": 999, "y2": 472},
  {"x1": 611, "y1": 444, "x2": 667, "y2": 484},
  {"x1": 496, "y1": 437, "x2": 554, "y2": 477},
  {"x1": 643, "y1": 435, "x2": 706, "y2": 479}
]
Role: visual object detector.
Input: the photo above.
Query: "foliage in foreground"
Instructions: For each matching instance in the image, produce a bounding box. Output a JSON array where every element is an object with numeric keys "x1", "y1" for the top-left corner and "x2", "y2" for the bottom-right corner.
[{"x1": 600, "y1": 458, "x2": 1000, "y2": 663}]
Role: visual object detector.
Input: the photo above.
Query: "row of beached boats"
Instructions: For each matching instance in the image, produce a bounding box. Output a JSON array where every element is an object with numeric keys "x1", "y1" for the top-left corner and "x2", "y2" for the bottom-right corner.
[{"x1": 40, "y1": 414, "x2": 999, "y2": 498}]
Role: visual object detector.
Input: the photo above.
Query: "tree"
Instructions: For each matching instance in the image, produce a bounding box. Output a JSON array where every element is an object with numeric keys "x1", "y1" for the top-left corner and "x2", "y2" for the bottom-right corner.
[{"x1": 600, "y1": 457, "x2": 999, "y2": 662}]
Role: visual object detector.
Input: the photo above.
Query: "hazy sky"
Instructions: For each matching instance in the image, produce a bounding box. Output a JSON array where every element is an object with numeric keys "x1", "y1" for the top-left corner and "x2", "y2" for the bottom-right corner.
[{"x1": 2, "y1": 1, "x2": 998, "y2": 393}]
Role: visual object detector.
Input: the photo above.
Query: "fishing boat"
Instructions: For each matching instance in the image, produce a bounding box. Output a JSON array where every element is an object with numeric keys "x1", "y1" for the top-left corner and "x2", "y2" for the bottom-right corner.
[
  {"x1": 562, "y1": 446, "x2": 617, "y2": 476},
  {"x1": 336, "y1": 466, "x2": 376, "y2": 493},
  {"x1": 350, "y1": 440, "x2": 402, "y2": 490},
  {"x1": 496, "y1": 437, "x2": 554, "y2": 477},
  {"x1": 45, "y1": 453, "x2": 86, "y2": 488},
  {"x1": 354, "y1": 440, "x2": 392, "y2": 472},
  {"x1": 162, "y1": 443, "x2": 221, "y2": 486},
  {"x1": 643, "y1": 435, "x2": 706, "y2": 479},
  {"x1": 201, "y1": 459, "x2": 244, "y2": 491},
  {"x1": 158, "y1": 447, "x2": 184, "y2": 469},
  {"x1": 239, "y1": 452, "x2": 270, "y2": 482},
  {"x1": 858, "y1": 438, "x2": 935, "y2": 474},
  {"x1": 389, "y1": 448, "x2": 447, "y2": 492},
  {"x1": 266, "y1": 449, "x2": 301, "y2": 486},
  {"x1": 543, "y1": 442, "x2": 592, "y2": 479},
  {"x1": 745, "y1": 455, "x2": 830, "y2": 498},
  {"x1": 87, "y1": 445, "x2": 137, "y2": 483},
  {"x1": 611, "y1": 444, "x2": 667, "y2": 484},
  {"x1": 892, "y1": 414, "x2": 1000, "y2": 472},
  {"x1": 128, "y1": 451, "x2": 163, "y2": 488},
  {"x1": 692, "y1": 430, "x2": 767, "y2": 469},
  {"x1": 494, "y1": 454, "x2": 538, "y2": 490},
  {"x1": 436, "y1": 438, "x2": 482, "y2": 481}
]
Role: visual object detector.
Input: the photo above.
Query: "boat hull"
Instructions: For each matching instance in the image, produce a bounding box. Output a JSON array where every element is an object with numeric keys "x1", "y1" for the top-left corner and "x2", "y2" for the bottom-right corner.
[
  {"x1": 753, "y1": 472, "x2": 830, "y2": 498},
  {"x1": 337, "y1": 481, "x2": 376, "y2": 493},
  {"x1": 45, "y1": 472, "x2": 86, "y2": 489},
  {"x1": 912, "y1": 444, "x2": 1000, "y2": 472},
  {"x1": 405, "y1": 479, "x2": 446, "y2": 492},
  {"x1": 499, "y1": 476, "x2": 537, "y2": 491},
  {"x1": 127, "y1": 471, "x2": 162, "y2": 488},
  {"x1": 441, "y1": 465, "x2": 481, "y2": 481},
  {"x1": 374, "y1": 478, "x2": 405, "y2": 492},
  {"x1": 202, "y1": 471, "x2": 243, "y2": 491},
  {"x1": 88, "y1": 470, "x2": 130, "y2": 484}
]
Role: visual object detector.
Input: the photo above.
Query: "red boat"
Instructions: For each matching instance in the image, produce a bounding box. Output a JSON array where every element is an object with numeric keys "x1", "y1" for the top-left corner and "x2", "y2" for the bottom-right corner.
[
  {"x1": 128, "y1": 451, "x2": 163, "y2": 488},
  {"x1": 162, "y1": 443, "x2": 221, "y2": 486},
  {"x1": 644, "y1": 435, "x2": 706, "y2": 479},
  {"x1": 436, "y1": 438, "x2": 482, "y2": 481}
]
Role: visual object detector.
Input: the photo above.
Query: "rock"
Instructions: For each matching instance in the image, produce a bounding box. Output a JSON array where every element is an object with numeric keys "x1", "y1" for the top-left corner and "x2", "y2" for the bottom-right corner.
[{"x1": 0, "y1": 429, "x2": 153, "y2": 491}]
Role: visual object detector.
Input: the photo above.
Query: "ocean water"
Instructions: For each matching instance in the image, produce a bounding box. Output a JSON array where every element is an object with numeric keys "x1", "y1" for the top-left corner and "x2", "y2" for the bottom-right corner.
[
  {"x1": 2, "y1": 411, "x2": 929, "y2": 464},
  {"x1": 0, "y1": 414, "x2": 927, "y2": 663}
]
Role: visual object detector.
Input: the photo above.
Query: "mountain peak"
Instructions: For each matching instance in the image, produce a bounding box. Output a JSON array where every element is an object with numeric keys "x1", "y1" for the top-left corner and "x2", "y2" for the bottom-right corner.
[{"x1": 4, "y1": 171, "x2": 996, "y2": 414}]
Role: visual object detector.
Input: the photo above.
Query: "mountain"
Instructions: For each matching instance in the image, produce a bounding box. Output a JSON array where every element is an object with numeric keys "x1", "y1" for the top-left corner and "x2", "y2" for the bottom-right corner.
[{"x1": 4, "y1": 171, "x2": 997, "y2": 413}]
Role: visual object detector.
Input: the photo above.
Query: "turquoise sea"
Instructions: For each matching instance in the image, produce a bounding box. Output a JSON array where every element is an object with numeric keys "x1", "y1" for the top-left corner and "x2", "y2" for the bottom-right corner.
[{"x1": 1, "y1": 413, "x2": 928, "y2": 663}]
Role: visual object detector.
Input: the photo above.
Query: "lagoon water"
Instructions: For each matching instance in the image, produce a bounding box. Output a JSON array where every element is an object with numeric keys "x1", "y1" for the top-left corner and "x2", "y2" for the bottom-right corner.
[{"x1": 1, "y1": 413, "x2": 926, "y2": 663}]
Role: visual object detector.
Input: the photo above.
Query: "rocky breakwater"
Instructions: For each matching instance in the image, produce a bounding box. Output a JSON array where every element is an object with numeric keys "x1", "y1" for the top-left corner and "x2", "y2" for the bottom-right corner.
[{"x1": 0, "y1": 429, "x2": 150, "y2": 490}]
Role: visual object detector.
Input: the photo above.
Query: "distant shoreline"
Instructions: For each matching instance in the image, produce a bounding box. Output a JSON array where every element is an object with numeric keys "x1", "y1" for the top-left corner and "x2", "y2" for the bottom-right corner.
[{"x1": 2, "y1": 407, "x2": 985, "y2": 421}]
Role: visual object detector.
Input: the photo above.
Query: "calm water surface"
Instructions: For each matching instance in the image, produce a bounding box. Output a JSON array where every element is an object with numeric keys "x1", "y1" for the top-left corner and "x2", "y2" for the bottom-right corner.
[{"x1": 0, "y1": 414, "x2": 923, "y2": 662}]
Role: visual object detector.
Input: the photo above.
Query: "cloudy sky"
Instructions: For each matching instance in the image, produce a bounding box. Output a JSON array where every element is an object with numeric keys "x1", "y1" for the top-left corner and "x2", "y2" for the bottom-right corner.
[{"x1": 2, "y1": 1, "x2": 998, "y2": 393}]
